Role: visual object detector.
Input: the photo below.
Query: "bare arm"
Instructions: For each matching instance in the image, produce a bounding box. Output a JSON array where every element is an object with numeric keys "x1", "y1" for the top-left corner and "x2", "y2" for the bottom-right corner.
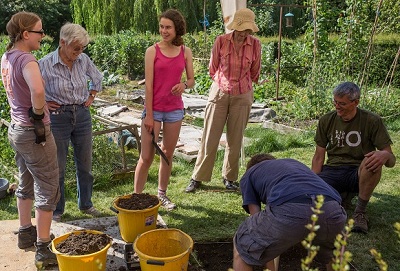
[
  {"x1": 311, "y1": 145, "x2": 326, "y2": 174},
  {"x1": 23, "y1": 61, "x2": 45, "y2": 114},
  {"x1": 183, "y1": 46, "x2": 195, "y2": 88},
  {"x1": 248, "y1": 203, "x2": 261, "y2": 215},
  {"x1": 143, "y1": 46, "x2": 156, "y2": 134}
]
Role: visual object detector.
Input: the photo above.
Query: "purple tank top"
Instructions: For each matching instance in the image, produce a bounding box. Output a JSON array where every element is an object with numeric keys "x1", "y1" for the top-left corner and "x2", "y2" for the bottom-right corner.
[
  {"x1": 1, "y1": 50, "x2": 50, "y2": 126},
  {"x1": 152, "y1": 44, "x2": 185, "y2": 111}
]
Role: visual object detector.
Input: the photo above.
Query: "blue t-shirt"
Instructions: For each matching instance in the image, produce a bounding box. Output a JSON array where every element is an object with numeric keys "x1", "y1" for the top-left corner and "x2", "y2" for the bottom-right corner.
[{"x1": 240, "y1": 158, "x2": 341, "y2": 212}]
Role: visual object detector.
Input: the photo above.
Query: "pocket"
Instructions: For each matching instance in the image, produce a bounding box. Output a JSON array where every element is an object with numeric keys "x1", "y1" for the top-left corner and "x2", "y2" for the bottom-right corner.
[{"x1": 207, "y1": 82, "x2": 223, "y2": 103}]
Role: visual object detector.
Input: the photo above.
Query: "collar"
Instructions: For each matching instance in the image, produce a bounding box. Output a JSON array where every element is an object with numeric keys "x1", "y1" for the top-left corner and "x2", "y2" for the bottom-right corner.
[{"x1": 51, "y1": 47, "x2": 82, "y2": 67}]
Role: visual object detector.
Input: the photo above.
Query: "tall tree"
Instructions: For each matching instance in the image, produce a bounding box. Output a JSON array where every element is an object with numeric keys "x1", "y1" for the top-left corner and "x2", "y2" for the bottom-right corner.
[{"x1": 71, "y1": 0, "x2": 220, "y2": 35}]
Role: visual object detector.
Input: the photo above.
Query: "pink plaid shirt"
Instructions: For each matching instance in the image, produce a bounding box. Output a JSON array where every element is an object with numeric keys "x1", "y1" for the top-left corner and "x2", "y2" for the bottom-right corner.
[{"x1": 209, "y1": 32, "x2": 261, "y2": 95}]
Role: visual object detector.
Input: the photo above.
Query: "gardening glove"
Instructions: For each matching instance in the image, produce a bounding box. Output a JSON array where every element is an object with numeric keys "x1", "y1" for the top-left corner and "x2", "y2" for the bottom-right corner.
[{"x1": 28, "y1": 107, "x2": 46, "y2": 145}]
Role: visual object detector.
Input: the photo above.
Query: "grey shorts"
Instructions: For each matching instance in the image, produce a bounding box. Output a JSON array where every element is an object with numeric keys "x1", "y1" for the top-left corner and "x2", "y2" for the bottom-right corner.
[
  {"x1": 8, "y1": 124, "x2": 60, "y2": 211},
  {"x1": 234, "y1": 200, "x2": 346, "y2": 267}
]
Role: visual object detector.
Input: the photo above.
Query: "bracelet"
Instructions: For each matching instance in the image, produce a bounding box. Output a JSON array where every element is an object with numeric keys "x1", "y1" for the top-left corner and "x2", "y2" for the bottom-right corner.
[{"x1": 183, "y1": 81, "x2": 188, "y2": 89}]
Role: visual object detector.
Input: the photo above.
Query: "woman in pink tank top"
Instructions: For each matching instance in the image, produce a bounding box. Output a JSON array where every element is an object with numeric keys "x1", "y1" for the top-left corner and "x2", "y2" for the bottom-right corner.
[{"x1": 134, "y1": 9, "x2": 194, "y2": 211}]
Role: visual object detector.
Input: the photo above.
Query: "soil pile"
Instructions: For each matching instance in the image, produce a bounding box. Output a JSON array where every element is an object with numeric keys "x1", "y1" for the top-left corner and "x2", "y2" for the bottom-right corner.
[
  {"x1": 116, "y1": 193, "x2": 159, "y2": 210},
  {"x1": 55, "y1": 231, "x2": 112, "y2": 255}
]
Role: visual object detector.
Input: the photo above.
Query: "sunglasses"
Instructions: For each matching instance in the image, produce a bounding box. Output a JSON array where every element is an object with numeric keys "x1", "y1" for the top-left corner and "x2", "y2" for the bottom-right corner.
[{"x1": 28, "y1": 29, "x2": 45, "y2": 35}]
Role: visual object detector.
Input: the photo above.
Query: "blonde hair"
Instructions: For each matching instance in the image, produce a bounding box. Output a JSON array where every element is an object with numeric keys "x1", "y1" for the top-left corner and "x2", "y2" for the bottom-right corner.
[
  {"x1": 5, "y1": 11, "x2": 41, "y2": 51},
  {"x1": 59, "y1": 23, "x2": 90, "y2": 46}
]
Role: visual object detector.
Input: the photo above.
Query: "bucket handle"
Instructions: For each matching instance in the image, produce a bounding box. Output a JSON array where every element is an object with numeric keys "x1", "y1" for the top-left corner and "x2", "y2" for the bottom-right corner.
[
  {"x1": 144, "y1": 247, "x2": 192, "y2": 265},
  {"x1": 110, "y1": 206, "x2": 119, "y2": 214},
  {"x1": 146, "y1": 260, "x2": 165, "y2": 266}
]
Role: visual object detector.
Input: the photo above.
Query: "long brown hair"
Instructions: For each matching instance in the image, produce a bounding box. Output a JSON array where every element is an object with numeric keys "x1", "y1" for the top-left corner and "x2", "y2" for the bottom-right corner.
[
  {"x1": 159, "y1": 9, "x2": 186, "y2": 46},
  {"x1": 5, "y1": 11, "x2": 41, "y2": 51}
]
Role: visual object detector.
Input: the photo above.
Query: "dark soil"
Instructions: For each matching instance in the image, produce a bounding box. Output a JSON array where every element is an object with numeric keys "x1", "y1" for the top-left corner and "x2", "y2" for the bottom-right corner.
[
  {"x1": 188, "y1": 242, "x2": 316, "y2": 271},
  {"x1": 55, "y1": 231, "x2": 113, "y2": 255},
  {"x1": 116, "y1": 193, "x2": 159, "y2": 210}
]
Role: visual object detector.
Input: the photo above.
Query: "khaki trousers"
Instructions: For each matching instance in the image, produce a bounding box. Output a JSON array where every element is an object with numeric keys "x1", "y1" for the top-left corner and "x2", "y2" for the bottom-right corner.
[{"x1": 192, "y1": 82, "x2": 253, "y2": 182}]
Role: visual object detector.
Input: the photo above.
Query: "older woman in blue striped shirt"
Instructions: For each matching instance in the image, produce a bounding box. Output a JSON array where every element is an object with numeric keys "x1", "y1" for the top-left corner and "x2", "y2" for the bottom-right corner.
[{"x1": 39, "y1": 23, "x2": 103, "y2": 222}]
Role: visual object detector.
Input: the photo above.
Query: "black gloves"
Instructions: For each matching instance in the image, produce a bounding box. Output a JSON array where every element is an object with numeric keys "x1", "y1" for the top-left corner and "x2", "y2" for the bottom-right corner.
[{"x1": 28, "y1": 107, "x2": 46, "y2": 145}]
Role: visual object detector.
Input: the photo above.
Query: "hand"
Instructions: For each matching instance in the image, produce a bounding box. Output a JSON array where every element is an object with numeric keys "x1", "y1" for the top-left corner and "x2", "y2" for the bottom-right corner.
[
  {"x1": 28, "y1": 107, "x2": 46, "y2": 145},
  {"x1": 46, "y1": 101, "x2": 60, "y2": 111},
  {"x1": 143, "y1": 115, "x2": 154, "y2": 134},
  {"x1": 170, "y1": 83, "x2": 185, "y2": 96},
  {"x1": 364, "y1": 150, "x2": 388, "y2": 172}
]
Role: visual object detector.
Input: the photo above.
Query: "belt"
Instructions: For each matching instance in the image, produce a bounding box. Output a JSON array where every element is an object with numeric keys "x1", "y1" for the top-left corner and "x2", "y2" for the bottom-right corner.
[{"x1": 287, "y1": 194, "x2": 336, "y2": 204}]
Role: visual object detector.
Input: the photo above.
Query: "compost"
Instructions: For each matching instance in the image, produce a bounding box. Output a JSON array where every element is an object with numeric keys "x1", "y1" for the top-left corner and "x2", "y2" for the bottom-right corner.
[
  {"x1": 116, "y1": 193, "x2": 159, "y2": 210},
  {"x1": 55, "y1": 231, "x2": 112, "y2": 255}
]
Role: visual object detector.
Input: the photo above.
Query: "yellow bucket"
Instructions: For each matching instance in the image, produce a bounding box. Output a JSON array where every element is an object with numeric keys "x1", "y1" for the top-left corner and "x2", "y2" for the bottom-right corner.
[
  {"x1": 133, "y1": 228, "x2": 193, "y2": 271},
  {"x1": 51, "y1": 230, "x2": 112, "y2": 271},
  {"x1": 112, "y1": 194, "x2": 161, "y2": 243}
]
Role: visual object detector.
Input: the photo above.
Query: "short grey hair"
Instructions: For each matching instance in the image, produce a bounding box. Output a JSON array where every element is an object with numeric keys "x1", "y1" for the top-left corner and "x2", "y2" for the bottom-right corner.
[
  {"x1": 333, "y1": 82, "x2": 360, "y2": 101},
  {"x1": 59, "y1": 23, "x2": 89, "y2": 46}
]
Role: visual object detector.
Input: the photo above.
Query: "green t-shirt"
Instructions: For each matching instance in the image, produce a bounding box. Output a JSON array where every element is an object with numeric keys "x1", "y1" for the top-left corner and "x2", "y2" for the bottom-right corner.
[{"x1": 314, "y1": 108, "x2": 393, "y2": 166}]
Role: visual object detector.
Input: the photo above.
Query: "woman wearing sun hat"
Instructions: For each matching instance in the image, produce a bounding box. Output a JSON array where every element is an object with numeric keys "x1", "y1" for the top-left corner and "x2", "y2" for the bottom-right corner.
[{"x1": 185, "y1": 8, "x2": 261, "y2": 193}]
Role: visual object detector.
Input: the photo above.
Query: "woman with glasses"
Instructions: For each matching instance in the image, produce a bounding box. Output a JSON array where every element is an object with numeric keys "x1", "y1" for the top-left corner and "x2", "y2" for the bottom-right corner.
[
  {"x1": 39, "y1": 23, "x2": 103, "y2": 222},
  {"x1": 1, "y1": 11, "x2": 59, "y2": 268}
]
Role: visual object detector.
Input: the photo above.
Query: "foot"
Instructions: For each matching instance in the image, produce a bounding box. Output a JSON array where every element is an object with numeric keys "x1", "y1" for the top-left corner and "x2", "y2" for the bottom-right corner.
[
  {"x1": 18, "y1": 225, "x2": 37, "y2": 249},
  {"x1": 223, "y1": 179, "x2": 238, "y2": 190},
  {"x1": 352, "y1": 212, "x2": 369, "y2": 234},
  {"x1": 81, "y1": 206, "x2": 102, "y2": 217},
  {"x1": 185, "y1": 179, "x2": 201, "y2": 193},
  {"x1": 158, "y1": 194, "x2": 177, "y2": 211},
  {"x1": 35, "y1": 241, "x2": 58, "y2": 269}
]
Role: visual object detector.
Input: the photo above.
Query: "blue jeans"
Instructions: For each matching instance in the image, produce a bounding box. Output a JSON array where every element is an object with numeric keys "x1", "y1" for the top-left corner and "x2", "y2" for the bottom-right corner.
[{"x1": 50, "y1": 105, "x2": 94, "y2": 214}]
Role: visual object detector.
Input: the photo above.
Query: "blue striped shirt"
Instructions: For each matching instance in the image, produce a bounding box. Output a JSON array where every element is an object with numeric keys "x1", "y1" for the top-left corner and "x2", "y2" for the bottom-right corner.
[{"x1": 38, "y1": 48, "x2": 103, "y2": 105}]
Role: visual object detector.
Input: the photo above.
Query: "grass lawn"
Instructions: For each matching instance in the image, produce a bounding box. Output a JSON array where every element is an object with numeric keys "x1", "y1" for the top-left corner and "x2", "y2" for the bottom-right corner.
[{"x1": 1, "y1": 124, "x2": 399, "y2": 270}]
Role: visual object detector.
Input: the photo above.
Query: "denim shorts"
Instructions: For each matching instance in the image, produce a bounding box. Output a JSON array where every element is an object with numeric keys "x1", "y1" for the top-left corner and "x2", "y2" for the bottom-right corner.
[{"x1": 142, "y1": 109, "x2": 184, "y2": 123}]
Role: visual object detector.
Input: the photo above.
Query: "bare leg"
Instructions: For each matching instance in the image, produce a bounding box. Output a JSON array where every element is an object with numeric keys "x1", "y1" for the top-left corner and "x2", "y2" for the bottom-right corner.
[
  {"x1": 265, "y1": 256, "x2": 279, "y2": 271},
  {"x1": 18, "y1": 198, "x2": 33, "y2": 227},
  {"x1": 158, "y1": 121, "x2": 182, "y2": 191},
  {"x1": 357, "y1": 158, "x2": 381, "y2": 201},
  {"x1": 233, "y1": 242, "x2": 253, "y2": 271},
  {"x1": 134, "y1": 121, "x2": 159, "y2": 193},
  {"x1": 35, "y1": 208, "x2": 52, "y2": 241}
]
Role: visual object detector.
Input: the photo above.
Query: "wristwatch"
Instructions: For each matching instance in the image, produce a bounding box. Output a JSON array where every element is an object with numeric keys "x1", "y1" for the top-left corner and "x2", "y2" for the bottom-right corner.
[
  {"x1": 89, "y1": 93, "x2": 96, "y2": 98},
  {"x1": 183, "y1": 81, "x2": 188, "y2": 89}
]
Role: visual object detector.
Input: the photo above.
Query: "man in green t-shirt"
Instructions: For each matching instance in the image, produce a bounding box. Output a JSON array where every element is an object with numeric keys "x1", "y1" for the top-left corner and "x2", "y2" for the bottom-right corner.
[{"x1": 312, "y1": 81, "x2": 396, "y2": 234}]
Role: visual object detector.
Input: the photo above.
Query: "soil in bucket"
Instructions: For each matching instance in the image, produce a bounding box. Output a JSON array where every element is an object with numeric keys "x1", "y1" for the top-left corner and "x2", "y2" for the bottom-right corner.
[
  {"x1": 52, "y1": 230, "x2": 112, "y2": 271},
  {"x1": 116, "y1": 193, "x2": 159, "y2": 210},
  {"x1": 112, "y1": 193, "x2": 161, "y2": 243}
]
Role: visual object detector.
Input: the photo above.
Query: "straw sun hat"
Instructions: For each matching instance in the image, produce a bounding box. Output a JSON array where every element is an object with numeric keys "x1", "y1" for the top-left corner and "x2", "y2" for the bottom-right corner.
[{"x1": 226, "y1": 8, "x2": 259, "y2": 33}]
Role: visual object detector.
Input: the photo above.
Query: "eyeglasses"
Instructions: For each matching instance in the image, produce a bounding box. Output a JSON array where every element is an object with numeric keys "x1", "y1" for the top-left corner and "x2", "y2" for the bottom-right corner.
[
  {"x1": 28, "y1": 29, "x2": 45, "y2": 35},
  {"x1": 332, "y1": 99, "x2": 356, "y2": 107},
  {"x1": 72, "y1": 45, "x2": 87, "y2": 52}
]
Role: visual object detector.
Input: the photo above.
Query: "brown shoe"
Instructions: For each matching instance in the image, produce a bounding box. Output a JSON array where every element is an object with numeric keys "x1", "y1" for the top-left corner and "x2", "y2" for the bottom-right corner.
[
  {"x1": 352, "y1": 212, "x2": 369, "y2": 234},
  {"x1": 18, "y1": 225, "x2": 37, "y2": 249}
]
